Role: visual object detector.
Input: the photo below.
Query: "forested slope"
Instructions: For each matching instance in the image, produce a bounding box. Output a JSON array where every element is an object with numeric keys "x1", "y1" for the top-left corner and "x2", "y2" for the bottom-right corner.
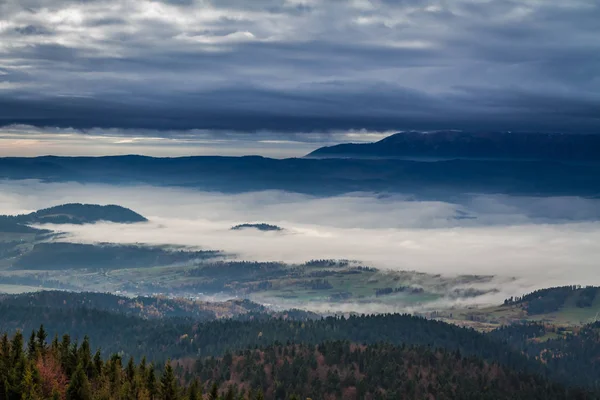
[{"x1": 0, "y1": 329, "x2": 594, "y2": 400}]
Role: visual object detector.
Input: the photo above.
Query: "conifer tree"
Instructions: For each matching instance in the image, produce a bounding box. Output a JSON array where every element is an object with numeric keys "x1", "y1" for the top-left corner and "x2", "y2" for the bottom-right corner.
[
  {"x1": 27, "y1": 331, "x2": 37, "y2": 361},
  {"x1": 126, "y1": 357, "x2": 136, "y2": 383},
  {"x1": 93, "y1": 349, "x2": 103, "y2": 378},
  {"x1": 66, "y1": 364, "x2": 92, "y2": 400},
  {"x1": 1, "y1": 333, "x2": 10, "y2": 364},
  {"x1": 50, "y1": 335, "x2": 59, "y2": 356},
  {"x1": 11, "y1": 330, "x2": 24, "y2": 364},
  {"x1": 188, "y1": 379, "x2": 200, "y2": 400},
  {"x1": 36, "y1": 325, "x2": 47, "y2": 351},
  {"x1": 20, "y1": 363, "x2": 41, "y2": 400},
  {"x1": 147, "y1": 363, "x2": 157, "y2": 400},
  {"x1": 160, "y1": 361, "x2": 178, "y2": 400},
  {"x1": 78, "y1": 336, "x2": 92, "y2": 377},
  {"x1": 224, "y1": 386, "x2": 234, "y2": 400},
  {"x1": 140, "y1": 357, "x2": 147, "y2": 377},
  {"x1": 208, "y1": 382, "x2": 219, "y2": 400}
]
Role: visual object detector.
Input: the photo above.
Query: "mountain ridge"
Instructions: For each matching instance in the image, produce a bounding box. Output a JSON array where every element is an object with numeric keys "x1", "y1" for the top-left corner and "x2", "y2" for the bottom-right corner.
[
  {"x1": 307, "y1": 131, "x2": 600, "y2": 160},
  {"x1": 1, "y1": 155, "x2": 599, "y2": 197}
]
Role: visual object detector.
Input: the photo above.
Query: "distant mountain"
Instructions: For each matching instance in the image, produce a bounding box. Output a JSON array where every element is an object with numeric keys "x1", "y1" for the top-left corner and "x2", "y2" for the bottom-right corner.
[
  {"x1": 231, "y1": 223, "x2": 283, "y2": 231},
  {"x1": 308, "y1": 131, "x2": 600, "y2": 161},
  {"x1": 1, "y1": 155, "x2": 599, "y2": 197}
]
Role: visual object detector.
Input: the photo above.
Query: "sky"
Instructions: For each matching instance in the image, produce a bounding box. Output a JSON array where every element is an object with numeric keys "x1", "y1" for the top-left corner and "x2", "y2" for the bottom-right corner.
[
  {"x1": 0, "y1": 124, "x2": 392, "y2": 157},
  {"x1": 0, "y1": 0, "x2": 599, "y2": 156}
]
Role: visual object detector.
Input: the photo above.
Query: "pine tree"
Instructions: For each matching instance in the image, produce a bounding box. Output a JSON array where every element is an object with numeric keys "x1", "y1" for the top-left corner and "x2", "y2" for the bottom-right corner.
[
  {"x1": 93, "y1": 349, "x2": 103, "y2": 378},
  {"x1": 59, "y1": 334, "x2": 72, "y2": 374},
  {"x1": 208, "y1": 383, "x2": 219, "y2": 400},
  {"x1": 27, "y1": 331, "x2": 37, "y2": 360},
  {"x1": 11, "y1": 330, "x2": 24, "y2": 364},
  {"x1": 126, "y1": 356, "x2": 136, "y2": 383},
  {"x1": 160, "y1": 361, "x2": 178, "y2": 400},
  {"x1": 78, "y1": 336, "x2": 92, "y2": 377},
  {"x1": 188, "y1": 379, "x2": 200, "y2": 400},
  {"x1": 140, "y1": 356, "x2": 147, "y2": 377},
  {"x1": 1, "y1": 333, "x2": 10, "y2": 363},
  {"x1": 147, "y1": 363, "x2": 157, "y2": 400},
  {"x1": 36, "y1": 325, "x2": 47, "y2": 351},
  {"x1": 20, "y1": 363, "x2": 41, "y2": 400},
  {"x1": 50, "y1": 335, "x2": 59, "y2": 356},
  {"x1": 224, "y1": 386, "x2": 234, "y2": 400},
  {"x1": 66, "y1": 364, "x2": 92, "y2": 400}
]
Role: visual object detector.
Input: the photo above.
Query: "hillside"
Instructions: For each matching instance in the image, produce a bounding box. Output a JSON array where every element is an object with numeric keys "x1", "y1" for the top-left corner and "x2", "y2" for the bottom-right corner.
[
  {"x1": 188, "y1": 342, "x2": 588, "y2": 400},
  {"x1": 0, "y1": 330, "x2": 592, "y2": 400},
  {"x1": 0, "y1": 292, "x2": 530, "y2": 365},
  {"x1": 439, "y1": 286, "x2": 600, "y2": 328},
  {"x1": 11, "y1": 242, "x2": 221, "y2": 270},
  {"x1": 2, "y1": 291, "x2": 600, "y2": 390},
  {"x1": 0, "y1": 291, "x2": 243, "y2": 320},
  {"x1": 308, "y1": 131, "x2": 600, "y2": 161},
  {"x1": 13, "y1": 203, "x2": 147, "y2": 225},
  {"x1": 0, "y1": 203, "x2": 147, "y2": 236}
]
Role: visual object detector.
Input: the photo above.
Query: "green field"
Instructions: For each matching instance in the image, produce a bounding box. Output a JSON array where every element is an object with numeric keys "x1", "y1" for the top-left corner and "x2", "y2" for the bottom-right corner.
[{"x1": 437, "y1": 286, "x2": 600, "y2": 329}]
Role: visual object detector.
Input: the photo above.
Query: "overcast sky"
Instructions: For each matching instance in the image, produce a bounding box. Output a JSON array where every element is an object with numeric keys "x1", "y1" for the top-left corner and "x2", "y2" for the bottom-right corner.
[{"x1": 1, "y1": 0, "x2": 599, "y2": 146}]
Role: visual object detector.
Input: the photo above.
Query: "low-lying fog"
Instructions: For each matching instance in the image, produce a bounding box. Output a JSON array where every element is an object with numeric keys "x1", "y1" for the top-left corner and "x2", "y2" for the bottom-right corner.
[{"x1": 1, "y1": 180, "x2": 600, "y2": 304}]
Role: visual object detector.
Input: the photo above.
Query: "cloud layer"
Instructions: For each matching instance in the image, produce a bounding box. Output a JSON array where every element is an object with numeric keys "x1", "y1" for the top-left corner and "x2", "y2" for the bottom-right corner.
[
  {"x1": 0, "y1": 0, "x2": 599, "y2": 133},
  {"x1": 1, "y1": 180, "x2": 600, "y2": 304}
]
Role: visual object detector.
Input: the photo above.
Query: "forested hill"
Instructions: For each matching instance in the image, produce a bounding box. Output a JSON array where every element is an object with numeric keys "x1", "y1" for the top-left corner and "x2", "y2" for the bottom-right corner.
[
  {"x1": 5, "y1": 291, "x2": 600, "y2": 391},
  {"x1": 0, "y1": 293, "x2": 527, "y2": 364},
  {"x1": 503, "y1": 285, "x2": 600, "y2": 315},
  {"x1": 490, "y1": 322, "x2": 600, "y2": 390},
  {"x1": 8, "y1": 203, "x2": 147, "y2": 225},
  {"x1": 0, "y1": 296, "x2": 540, "y2": 379},
  {"x1": 187, "y1": 341, "x2": 590, "y2": 400},
  {"x1": 1, "y1": 330, "x2": 592, "y2": 400},
  {"x1": 308, "y1": 131, "x2": 600, "y2": 161},
  {"x1": 0, "y1": 203, "x2": 146, "y2": 234}
]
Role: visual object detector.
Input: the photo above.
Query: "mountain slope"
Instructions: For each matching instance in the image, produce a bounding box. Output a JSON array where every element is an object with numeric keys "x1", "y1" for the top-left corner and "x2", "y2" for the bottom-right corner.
[
  {"x1": 0, "y1": 331, "x2": 593, "y2": 400},
  {"x1": 15, "y1": 203, "x2": 147, "y2": 224},
  {"x1": 308, "y1": 131, "x2": 600, "y2": 161},
  {"x1": 190, "y1": 342, "x2": 591, "y2": 400},
  {"x1": 0, "y1": 203, "x2": 147, "y2": 235}
]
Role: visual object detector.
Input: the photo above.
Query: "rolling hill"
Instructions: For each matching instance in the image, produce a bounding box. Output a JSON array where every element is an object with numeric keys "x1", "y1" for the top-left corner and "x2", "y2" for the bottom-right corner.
[{"x1": 11, "y1": 203, "x2": 148, "y2": 225}]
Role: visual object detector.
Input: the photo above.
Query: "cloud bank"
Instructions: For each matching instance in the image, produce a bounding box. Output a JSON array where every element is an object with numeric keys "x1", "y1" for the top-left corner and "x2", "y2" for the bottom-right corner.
[
  {"x1": 0, "y1": 0, "x2": 599, "y2": 133},
  {"x1": 1, "y1": 180, "x2": 599, "y2": 301}
]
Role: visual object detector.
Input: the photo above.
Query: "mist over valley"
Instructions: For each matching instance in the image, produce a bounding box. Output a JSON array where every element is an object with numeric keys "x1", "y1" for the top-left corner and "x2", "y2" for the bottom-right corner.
[{"x1": 0, "y1": 177, "x2": 598, "y2": 320}]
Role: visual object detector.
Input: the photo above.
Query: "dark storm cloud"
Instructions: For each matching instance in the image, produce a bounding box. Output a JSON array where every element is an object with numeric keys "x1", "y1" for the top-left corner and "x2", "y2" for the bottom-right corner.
[{"x1": 0, "y1": 0, "x2": 598, "y2": 133}]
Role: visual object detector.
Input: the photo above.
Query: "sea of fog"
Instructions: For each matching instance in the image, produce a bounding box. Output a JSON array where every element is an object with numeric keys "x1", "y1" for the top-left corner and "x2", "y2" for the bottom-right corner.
[{"x1": 1, "y1": 180, "x2": 599, "y2": 305}]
